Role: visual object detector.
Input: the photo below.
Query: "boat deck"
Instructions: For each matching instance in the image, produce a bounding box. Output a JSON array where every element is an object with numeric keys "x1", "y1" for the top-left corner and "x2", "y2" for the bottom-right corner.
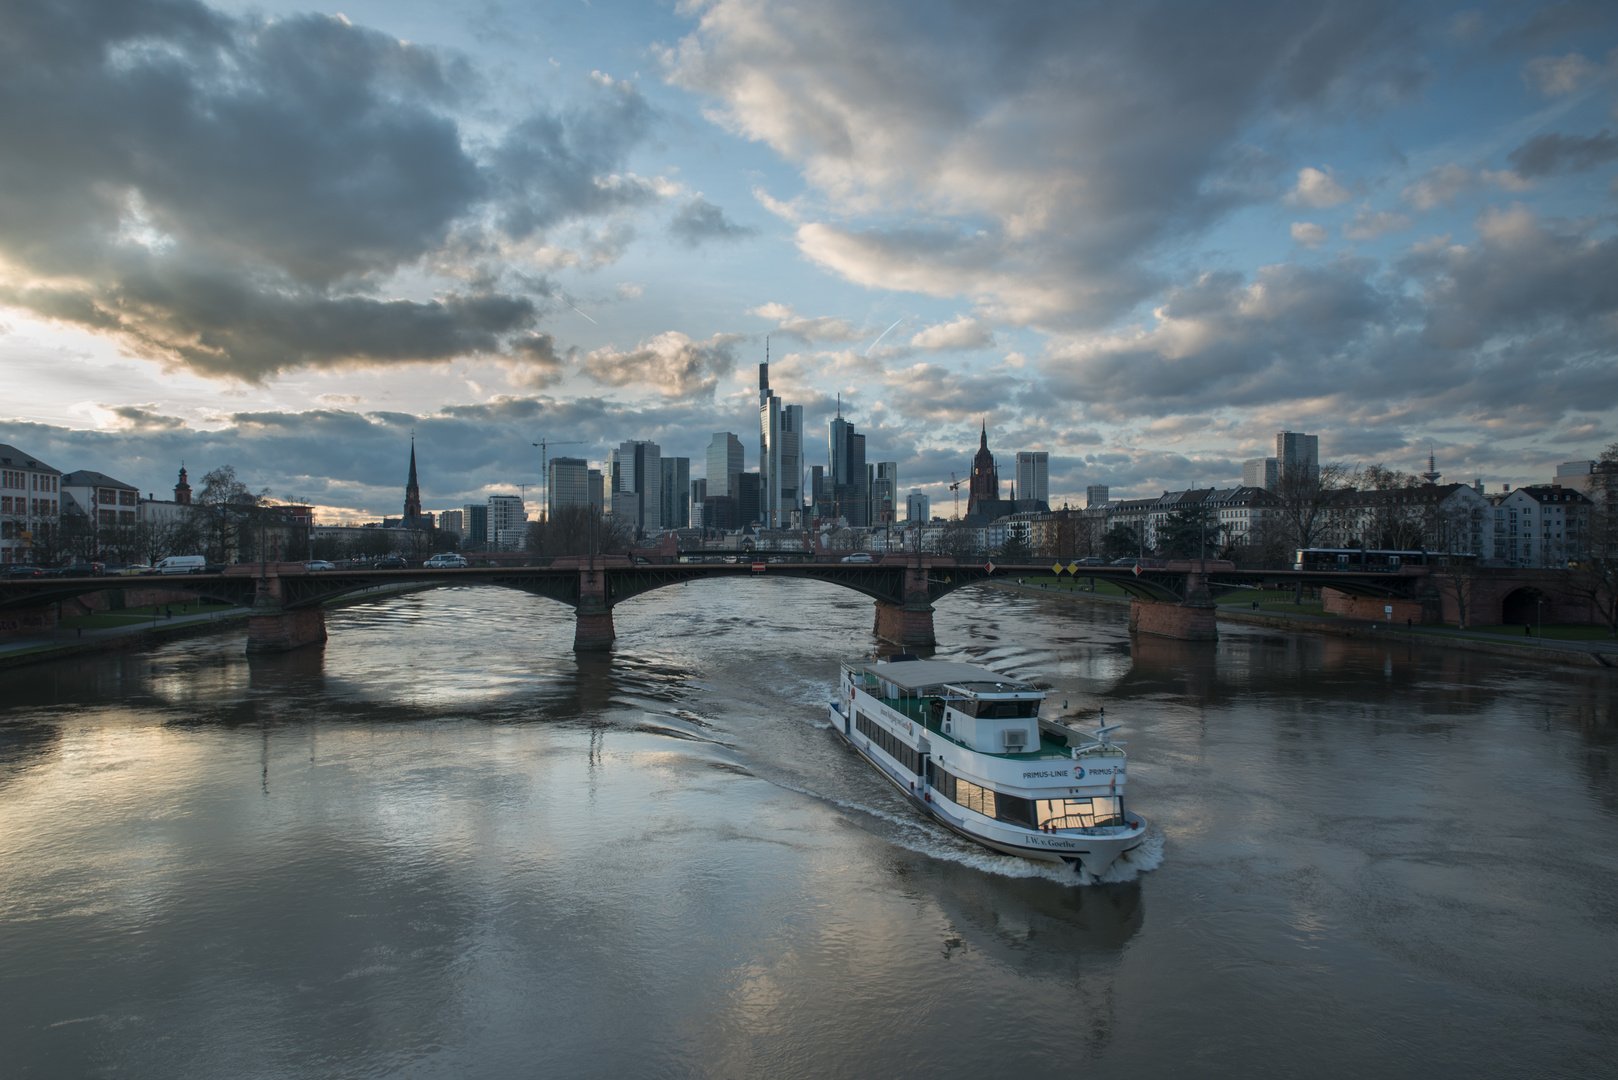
[{"x1": 867, "y1": 692, "x2": 1074, "y2": 761}]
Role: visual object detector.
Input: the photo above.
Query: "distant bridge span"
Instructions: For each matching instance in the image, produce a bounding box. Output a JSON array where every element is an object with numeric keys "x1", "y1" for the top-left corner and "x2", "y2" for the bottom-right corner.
[{"x1": 1, "y1": 556, "x2": 1456, "y2": 652}]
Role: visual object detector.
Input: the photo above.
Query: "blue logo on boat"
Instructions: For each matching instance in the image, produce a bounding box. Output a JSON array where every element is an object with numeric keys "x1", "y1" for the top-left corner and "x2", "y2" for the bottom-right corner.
[{"x1": 1073, "y1": 766, "x2": 1086, "y2": 779}]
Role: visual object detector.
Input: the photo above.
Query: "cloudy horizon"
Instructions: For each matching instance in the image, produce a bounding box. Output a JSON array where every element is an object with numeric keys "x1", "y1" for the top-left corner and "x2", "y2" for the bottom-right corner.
[{"x1": 3, "y1": 0, "x2": 1617, "y2": 521}]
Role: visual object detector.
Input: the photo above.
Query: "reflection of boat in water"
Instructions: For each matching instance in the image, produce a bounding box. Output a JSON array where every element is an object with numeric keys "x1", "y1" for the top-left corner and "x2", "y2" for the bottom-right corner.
[{"x1": 830, "y1": 656, "x2": 1149, "y2": 877}]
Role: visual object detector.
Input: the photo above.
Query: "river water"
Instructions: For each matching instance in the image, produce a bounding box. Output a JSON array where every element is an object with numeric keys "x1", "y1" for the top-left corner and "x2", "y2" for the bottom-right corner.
[{"x1": 2, "y1": 581, "x2": 1616, "y2": 1078}]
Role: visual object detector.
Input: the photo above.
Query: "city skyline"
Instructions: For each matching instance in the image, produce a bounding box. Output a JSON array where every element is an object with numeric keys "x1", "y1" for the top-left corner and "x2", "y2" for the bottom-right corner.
[{"x1": 2, "y1": 1, "x2": 1616, "y2": 520}]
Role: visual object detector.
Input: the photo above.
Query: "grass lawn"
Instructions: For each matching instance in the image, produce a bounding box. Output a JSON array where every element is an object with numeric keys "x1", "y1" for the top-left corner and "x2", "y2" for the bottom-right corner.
[
  {"x1": 58, "y1": 602, "x2": 236, "y2": 630},
  {"x1": 1460, "y1": 623, "x2": 1617, "y2": 641},
  {"x1": 1016, "y1": 575, "x2": 1133, "y2": 597}
]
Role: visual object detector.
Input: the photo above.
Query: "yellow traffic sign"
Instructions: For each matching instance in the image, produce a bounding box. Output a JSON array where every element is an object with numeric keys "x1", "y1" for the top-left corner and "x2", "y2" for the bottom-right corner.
[
  {"x1": 1068, "y1": 562, "x2": 1080, "y2": 574},
  {"x1": 1051, "y1": 562, "x2": 1063, "y2": 575}
]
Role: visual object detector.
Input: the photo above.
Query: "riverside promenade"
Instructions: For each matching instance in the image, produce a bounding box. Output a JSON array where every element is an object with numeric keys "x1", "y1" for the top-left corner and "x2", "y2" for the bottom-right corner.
[{"x1": 994, "y1": 579, "x2": 1618, "y2": 670}]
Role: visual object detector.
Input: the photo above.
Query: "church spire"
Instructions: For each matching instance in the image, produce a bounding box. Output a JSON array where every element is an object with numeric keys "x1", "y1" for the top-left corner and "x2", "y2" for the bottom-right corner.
[{"x1": 403, "y1": 437, "x2": 423, "y2": 526}]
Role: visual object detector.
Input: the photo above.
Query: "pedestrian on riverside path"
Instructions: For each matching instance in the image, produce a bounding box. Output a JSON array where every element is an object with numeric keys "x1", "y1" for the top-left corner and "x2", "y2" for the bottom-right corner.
[
  {"x1": 1526, "y1": 622, "x2": 1532, "y2": 636},
  {"x1": 165, "y1": 605, "x2": 172, "y2": 619}
]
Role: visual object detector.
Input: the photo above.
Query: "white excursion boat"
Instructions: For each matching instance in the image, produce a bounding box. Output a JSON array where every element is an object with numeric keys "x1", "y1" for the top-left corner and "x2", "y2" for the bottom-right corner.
[{"x1": 830, "y1": 656, "x2": 1149, "y2": 877}]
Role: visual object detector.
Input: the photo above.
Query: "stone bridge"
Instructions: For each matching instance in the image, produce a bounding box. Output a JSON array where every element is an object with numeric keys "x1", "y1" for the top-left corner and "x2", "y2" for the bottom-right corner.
[{"x1": 0, "y1": 557, "x2": 1596, "y2": 651}]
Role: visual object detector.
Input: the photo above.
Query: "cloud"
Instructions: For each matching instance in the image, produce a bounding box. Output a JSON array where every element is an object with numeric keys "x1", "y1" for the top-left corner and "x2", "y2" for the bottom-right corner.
[
  {"x1": 908, "y1": 315, "x2": 992, "y2": 351},
  {"x1": 748, "y1": 302, "x2": 795, "y2": 320},
  {"x1": 579, "y1": 331, "x2": 742, "y2": 398},
  {"x1": 101, "y1": 405, "x2": 188, "y2": 432},
  {"x1": 667, "y1": 0, "x2": 1422, "y2": 327},
  {"x1": 772, "y1": 315, "x2": 863, "y2": 344},
  {"x1": 1290, "y1": 222, "x2": 1329, "y2": 248},
  {"x1": 507, "y1": 332, "x2": 570, "y2": 388},
  {"x1": 1038, "y1": 260, "x2": 1397, "y2": 417},
  {"x1": 0, "y1": 0, "x2": 661, "y2": 382},
  {"x1": 1507, "y1": 129, "x2": 1618, "y2": 176},
  {"x1": 668, "y1": 197, "x2": 759, "y2": 247},
  {"x1": 1402, "y1": 163, "x2": 1475, "y2": 209},
  {"x1": 1343, "y1": 206, "x2": 1413, "y2": 240},
  {"x1": 1521, "y1": 51, "x2": 1611, "y2": 96},
  {"x1": 1286, "y1": 167, "x2": 1352, "y2": 208}
]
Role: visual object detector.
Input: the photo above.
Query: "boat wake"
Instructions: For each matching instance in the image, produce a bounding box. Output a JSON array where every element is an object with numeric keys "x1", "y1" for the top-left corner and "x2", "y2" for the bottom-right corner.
[{"x1": 771, "y1": 777, "x2": 1164, "y2": 886}]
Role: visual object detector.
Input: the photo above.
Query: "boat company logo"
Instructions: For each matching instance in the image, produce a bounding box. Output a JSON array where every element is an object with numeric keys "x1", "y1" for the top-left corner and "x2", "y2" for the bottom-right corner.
[{"x1": 1073, "y1": 766, "x2": 1086, "y2": 779}]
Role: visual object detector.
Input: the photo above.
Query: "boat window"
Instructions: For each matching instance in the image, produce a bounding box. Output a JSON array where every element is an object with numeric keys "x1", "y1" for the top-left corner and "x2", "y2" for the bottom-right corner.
[
  {"x1": 931, "y1": 767, "x2": 1034, "y2": 827},
  {"x1": 854, "y1": 711, "x2": 922, "y2": 775},
  {"x1": 1036, "y1": 797, "x2": 1124, "y2": 830}
]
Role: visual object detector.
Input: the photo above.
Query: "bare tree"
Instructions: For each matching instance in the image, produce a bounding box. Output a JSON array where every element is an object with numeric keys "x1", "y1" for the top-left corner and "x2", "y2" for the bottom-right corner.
[
  {"x1": 1276, "y1": 460, "x2": 1351, "y2": 551},
  {"x1": 1567, "y1": 444, "x2": 1618, "y2": 636},
  {"x1": 524, "y1": 506, "x2": 633, "y2": 558}
]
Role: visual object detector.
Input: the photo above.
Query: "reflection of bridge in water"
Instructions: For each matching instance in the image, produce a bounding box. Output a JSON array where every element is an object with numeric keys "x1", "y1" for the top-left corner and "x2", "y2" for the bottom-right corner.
[{"x1": 0, "y1": 556, "x2": 1585, "y2": 653}]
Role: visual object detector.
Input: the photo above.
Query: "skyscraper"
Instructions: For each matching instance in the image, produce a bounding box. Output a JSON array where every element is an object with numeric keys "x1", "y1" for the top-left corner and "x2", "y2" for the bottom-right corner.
[
  {"x1": 872, "y1": 462, "x2": 899, "y2": 525},
  {"x1": 689, "y1": 478, "x2": 707, "y2": 527},
  {"x1": 828, "y1": 415, "x2": 869, "y2": 526},
  {"x1": 548, "y1": 457, "x2": 592, "y2": 516},
  {"x1": 758, "y1": 360, "x2": 803, "y2": 529},
  {"x1": 706, "y1": 433, "x2": 744, "y2": 497},
  {"x1": 610, "y1": 440, "x2": 662, "y2": 534},
  {"x1": 462, "y1": 503, "x2": 488, "y2": 545},
  {"x1": 1276, "y1": 432, "x2": 1319, "y2": 482},
  {"x1": 1015, "y1": 452, "x2": 1049, "y2": 504},
  {"x1": 1085, "y1": 484, "x2": 1109, "y2": 508},
  {"x1": 488, "y1": 494, "x2": 527, "y2": 549},
  {"x1": 1243, "y1": 457, "x2": 1279, "y2": 491},
  {"x1": 906, "y1": 491, "x2": 930, "y2": 523},
  {"x1": 660, "y1": 457, "x2": 691, "y2": 529}
]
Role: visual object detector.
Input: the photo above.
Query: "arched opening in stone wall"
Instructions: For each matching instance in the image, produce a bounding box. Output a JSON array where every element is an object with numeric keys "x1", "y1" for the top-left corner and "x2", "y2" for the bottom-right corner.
[{"x1": 1501, "y1": 587, "x2": 1547, "y2": 629}]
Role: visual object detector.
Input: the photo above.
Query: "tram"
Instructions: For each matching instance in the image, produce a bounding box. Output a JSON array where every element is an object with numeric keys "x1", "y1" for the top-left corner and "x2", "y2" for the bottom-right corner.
[{"x1": 1292, "y1": 548, "x2": 1478, "y2": 572}]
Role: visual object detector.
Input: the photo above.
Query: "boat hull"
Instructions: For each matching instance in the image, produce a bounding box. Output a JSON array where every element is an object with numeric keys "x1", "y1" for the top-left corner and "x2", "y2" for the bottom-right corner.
[{"x1": 829, "y1": 701, "x2": 1147, "y2": 878}]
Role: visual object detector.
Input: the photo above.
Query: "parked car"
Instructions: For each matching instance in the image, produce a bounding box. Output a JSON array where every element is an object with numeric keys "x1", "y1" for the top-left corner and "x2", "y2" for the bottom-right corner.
[
  {"x1": 422, "y1": 554, "x2": 467, "y2": 568},
  {"x1": 1, "y1": 564, "x2": 44, "y2": 578},
  {"x1": 376, "y1": 556, "x2": 407, "y2": 570},
  {"x1": 840, "y1": 552, "x2": 874, "y2": 563},
  {"x1": 156, "y1": 555, "x2": 208, "y2": 574},
  {"x1": 304, "y1": 560, "x2": 337, "y2": 571}
]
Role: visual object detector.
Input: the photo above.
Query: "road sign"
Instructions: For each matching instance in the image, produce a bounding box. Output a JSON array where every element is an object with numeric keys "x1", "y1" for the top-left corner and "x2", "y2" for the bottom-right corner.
[
  {"x1": 1068, "y1": 562, "x2": 1080, "y2": 574},
  {"x1": 1384, "y1": 605, "x2": 1393, "y2": 615},
  {"x1": 984, "y1": 561, "x2": 996, "y2": 573},
  {"x1": 1051, "y1": 562, "x2": 1064, "y2": 575},
  {"x1": 1133, "y1": 563, "x2": 1144, "y2": 576},
  {"x1": 751, "y1": 562, "x2": 766, "y2": 572}
]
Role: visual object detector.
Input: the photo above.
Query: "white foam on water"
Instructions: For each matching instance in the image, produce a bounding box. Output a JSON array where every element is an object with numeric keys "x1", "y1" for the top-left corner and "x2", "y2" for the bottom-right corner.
[{"x1": 769, "y1": 777, "x2": 1164, "y2": 887}]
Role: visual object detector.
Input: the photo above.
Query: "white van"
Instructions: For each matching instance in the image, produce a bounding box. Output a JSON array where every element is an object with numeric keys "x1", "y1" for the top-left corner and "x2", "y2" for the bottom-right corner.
[
  {"x1": 156, "y1": 555, "x2": 208, "y2": 574},
  {"x1": 424, "y1": 553, "x2": 468, "y2": 568}
]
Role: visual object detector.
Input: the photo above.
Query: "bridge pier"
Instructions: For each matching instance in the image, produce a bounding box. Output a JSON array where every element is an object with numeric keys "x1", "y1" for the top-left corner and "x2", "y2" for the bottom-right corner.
[
  {"x1": 873, "y1": 600, "x2": 936, "y2": 646},
  {"x1": 574, "y1": 558, "x2": 616, "y2": 651},
  {"x1": 244, "y1": 571, "x2": 327, "y2": 653},
  {"x1": 246, "y1": 607, "x2": 328, "y2": 652},
  {"x1": 1128, "y1": 598, "x2": 1217, "y2": 641}
]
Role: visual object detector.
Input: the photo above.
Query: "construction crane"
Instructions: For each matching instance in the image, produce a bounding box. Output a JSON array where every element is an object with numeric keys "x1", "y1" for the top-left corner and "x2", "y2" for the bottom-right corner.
[
  {"x1": 949, "y1": 472, "x2": 963, "y2": 520},
  {"x1": 533, "y1": 438, "x2": 588, "y2": 521}
]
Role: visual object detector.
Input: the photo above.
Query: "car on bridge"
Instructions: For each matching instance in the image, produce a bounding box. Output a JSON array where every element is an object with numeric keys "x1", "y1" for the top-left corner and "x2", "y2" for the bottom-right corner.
[
  {"x1": 376, "y1": 556, "x2": 407, "y2": 570},
  {"x1": 304, "y1": 560, "x2": 338, "y2": 571},
  {"x1": 423, "y1": 554, "x2": 468, "y2": 568},
  {"x1": 1, "y1": 564, "x2": 44, "y2": 578},
  {"x1": 840, "y1": 552, "x2": 874, "y2": 563}
]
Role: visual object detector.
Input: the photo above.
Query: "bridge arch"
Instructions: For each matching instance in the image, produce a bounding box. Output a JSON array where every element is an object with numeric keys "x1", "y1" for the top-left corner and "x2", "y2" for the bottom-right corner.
[{"x1": 1501, "y1": 587, "x2": 1548, "y2": 629}]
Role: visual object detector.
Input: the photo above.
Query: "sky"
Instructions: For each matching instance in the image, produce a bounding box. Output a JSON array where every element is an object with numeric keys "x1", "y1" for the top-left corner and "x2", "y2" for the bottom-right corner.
[{"x1": 1, "y1": 0, "x2": 1616, "y2": 522}]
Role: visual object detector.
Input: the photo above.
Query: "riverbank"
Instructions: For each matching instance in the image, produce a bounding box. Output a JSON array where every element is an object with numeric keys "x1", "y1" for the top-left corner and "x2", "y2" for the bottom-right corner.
[
  {"x1": 0, "y1": 581, "x2": 439, "y2": 670},
  {"x1": 991, "y1": 579, "x2": 1618, "y2": 669}
]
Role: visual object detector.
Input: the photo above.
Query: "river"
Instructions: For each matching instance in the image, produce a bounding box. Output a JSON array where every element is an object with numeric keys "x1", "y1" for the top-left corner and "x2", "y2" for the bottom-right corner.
[{"x1": 2, "y1": 581, "x2": 1615, "y2": 1078}]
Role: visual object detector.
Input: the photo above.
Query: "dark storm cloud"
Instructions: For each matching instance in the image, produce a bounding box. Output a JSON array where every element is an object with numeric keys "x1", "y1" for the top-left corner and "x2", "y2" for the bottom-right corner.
[
  {"x1": 670, "y1": 0, "x2": 1426, "y2": 327},
  {"x1": 668, "y1": 197, "x2": 759, "y2": 247},
  {"x1": 0, "y1": 0, "x2": 657, "y2": 381},
  {"x1": 1038, "y1": 206, "x2": 1618, "y2": 434},
  {"x1": 1507, "y1": 129, "x2": 1618, "y2": 177}
]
